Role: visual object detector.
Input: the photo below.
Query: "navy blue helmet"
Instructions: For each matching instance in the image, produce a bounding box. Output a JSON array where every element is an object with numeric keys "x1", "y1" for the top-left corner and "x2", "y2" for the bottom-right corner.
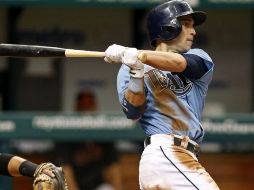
[{"x1": 146, "y1": 0, "x2": 207, "y2": 47}]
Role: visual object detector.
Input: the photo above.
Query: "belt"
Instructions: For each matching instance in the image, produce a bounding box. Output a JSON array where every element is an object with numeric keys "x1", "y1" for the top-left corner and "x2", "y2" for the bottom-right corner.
[{"x1": 144, "y1": 134, "x2": 200, "y2": 156}]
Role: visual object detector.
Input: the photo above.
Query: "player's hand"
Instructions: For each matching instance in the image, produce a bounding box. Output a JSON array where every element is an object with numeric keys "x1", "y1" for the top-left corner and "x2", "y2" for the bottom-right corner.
[
  {"x1": 122, "y1": 48, "x2": 143, "y2": 69},
  {"x1": 104, "y1": 44, "x2": 127, "y2": 64},
  {"x1": 122, "y1": 48, "x2": 144, "y2": 78}
]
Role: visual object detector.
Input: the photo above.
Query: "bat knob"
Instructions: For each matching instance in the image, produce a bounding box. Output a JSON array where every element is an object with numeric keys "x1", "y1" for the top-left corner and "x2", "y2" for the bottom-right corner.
[{"x1": 138, "y1": 52, "x2": 147, "y2": 63}]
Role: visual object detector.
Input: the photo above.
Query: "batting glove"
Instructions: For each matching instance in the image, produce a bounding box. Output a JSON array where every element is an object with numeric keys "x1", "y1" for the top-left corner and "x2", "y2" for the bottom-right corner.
[
  {"x1": 104, "y1": 44, "x2": 127, "y2": 64},
  {"x1": 122, "y1": 48, "x2": 144, "y2": 78}
]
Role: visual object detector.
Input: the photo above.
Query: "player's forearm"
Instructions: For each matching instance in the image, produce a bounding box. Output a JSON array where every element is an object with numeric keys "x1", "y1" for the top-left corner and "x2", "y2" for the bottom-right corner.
[
  {"x1": 123, "y1": 90, "x2": 146, "y2": 120},
  {"x1": 0, "y1": 153, "x2": 38, "y2": 177},
  {"x1": 121, "y1": 76, "x2": 146, "y2": 120},
  {"x1": 125, "y1": 76, "x2": 146, "y2": 106},
  {"x1": 139, "y1": 50, "x2": 187, "y2": 72},
  {"x1": 125, "y1": 90, "x2": 146, "y2": 106}
]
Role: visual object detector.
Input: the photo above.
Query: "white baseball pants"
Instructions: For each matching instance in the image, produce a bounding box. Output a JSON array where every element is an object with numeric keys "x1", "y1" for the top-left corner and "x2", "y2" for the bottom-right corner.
[{"x1": 139, "y1": 134, "x2": 220, "y2": 190}]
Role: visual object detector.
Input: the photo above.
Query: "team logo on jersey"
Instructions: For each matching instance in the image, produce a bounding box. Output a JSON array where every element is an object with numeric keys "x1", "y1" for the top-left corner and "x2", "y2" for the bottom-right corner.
[
  {"x1": 151, "y1": 70, "x2": 192, "y2": 96},
  {"x1": 155, "y1": 71, "x2": 168, "y2": 88}
]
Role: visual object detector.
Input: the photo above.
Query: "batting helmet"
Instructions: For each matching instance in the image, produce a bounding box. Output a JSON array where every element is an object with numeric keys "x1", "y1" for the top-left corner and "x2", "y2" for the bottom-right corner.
[{"x1": 146, "y1": 0, "x2": 207, "y2": 47}]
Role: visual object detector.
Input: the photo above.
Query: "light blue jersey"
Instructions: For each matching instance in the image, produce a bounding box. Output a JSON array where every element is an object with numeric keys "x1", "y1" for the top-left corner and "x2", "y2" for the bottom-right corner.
[{"x1": 117, "y1": 49, "x2": 214, "y2": 143}]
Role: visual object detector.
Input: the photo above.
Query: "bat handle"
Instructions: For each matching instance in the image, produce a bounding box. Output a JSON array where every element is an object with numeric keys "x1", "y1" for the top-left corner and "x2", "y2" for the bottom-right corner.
[
  {"x1": 65, "y1": 49, "x2": 105, "y2": 57},
  {"x1": 65, "y1": 49, "x2": 147, "y2": 61}
]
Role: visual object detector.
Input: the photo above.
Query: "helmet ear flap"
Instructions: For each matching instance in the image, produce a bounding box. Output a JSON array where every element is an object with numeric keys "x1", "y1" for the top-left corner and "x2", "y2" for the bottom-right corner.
[{"x1": 158, "y1": 18, "x2": 182, "y2": 41}]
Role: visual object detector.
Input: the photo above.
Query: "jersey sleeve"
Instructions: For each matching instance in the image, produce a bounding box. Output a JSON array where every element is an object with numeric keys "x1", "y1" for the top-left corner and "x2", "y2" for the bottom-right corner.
[
  {"x1": 117, "y1": 64, "x2": 130, "y2": 103},
  {"x1": 181, "y1": 54, "x2": 208, "y2": 79},
  {"x1": 183, "y1": 49, "x2": 214, "y2": 101},
  {"x1": 183, "y1": 48, "x2": 214, "y2": 88}
]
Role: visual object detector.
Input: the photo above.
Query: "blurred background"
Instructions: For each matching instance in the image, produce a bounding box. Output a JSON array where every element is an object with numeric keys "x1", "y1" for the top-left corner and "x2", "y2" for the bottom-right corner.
[{"x1": 0, "y1": 0, "x2": 254, "y2": 189}]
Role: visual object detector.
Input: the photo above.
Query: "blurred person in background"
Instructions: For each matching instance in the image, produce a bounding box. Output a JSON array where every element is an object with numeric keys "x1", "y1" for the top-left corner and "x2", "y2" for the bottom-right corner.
[
  {"x1": 75, "y1": 90, "x2": 97, "y2": 112},
  {"x1": 55, "y1": 142, "x2": 121, "y2": 190},
  {"x1": 54, "y1": 90, "x2": 122, "y2": 190}
]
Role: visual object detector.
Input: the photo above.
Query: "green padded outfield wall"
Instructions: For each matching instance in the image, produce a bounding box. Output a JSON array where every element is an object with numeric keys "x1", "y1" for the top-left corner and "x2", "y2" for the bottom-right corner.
[{"x1": 1, "y1": 112, "x2": 254, "y2": 142}]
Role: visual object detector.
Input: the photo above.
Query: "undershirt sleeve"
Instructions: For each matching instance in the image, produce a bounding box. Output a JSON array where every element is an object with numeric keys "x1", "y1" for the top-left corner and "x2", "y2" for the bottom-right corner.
[{"x1": 181, "y1": 54, "x2": 208, "y2": 79}]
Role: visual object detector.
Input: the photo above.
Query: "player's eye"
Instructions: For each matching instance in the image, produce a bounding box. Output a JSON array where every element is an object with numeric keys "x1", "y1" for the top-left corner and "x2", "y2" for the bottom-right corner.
[{"x1": 182, "y1": 21, "x2": 194, "y2": 28}]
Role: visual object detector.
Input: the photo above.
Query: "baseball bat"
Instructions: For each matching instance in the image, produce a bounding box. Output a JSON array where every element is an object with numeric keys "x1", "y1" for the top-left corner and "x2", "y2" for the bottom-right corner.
[
  {"x1": 0, "y1": 43, "x2": 105, "y2": 58},
  {"x1": 0, "y1": 43, "x2": 147, "y2": 62}
]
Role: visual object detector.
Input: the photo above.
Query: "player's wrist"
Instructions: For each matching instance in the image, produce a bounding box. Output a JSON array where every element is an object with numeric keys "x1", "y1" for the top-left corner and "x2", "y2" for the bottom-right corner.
[
  {"x1": 19, "y1": 160, "x2": 38, "y2": 177},
  {"x1": 129, "y1": 68, "x2": 144, "y2": 78},
  {"x1": 128, "y1": 77, "x2": 144, "y2": 93},
  {"x1": 129, "y1": 60, "x2": 144, "y2": 78}
]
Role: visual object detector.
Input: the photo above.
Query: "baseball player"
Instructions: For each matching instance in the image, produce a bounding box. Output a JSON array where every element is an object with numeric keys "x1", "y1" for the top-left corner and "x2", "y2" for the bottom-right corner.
[
  {"x1": 0, "y1": 153, "x2": 68, "y2": 189},
  {"x1": 104, "y1": 0, "x2": 220, "y2": 189}
]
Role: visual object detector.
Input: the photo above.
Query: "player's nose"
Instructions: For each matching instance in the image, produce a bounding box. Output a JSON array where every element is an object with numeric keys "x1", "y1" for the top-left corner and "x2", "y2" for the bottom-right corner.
[{"x1": 190, "y1": 27, "x2": 196, "y2": 36}]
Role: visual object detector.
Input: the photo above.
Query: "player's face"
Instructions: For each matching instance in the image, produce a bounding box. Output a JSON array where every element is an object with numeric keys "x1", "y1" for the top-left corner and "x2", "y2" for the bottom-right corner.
[{"x1": 170, "y1": 15, "x2": 196, "y2": 52}]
